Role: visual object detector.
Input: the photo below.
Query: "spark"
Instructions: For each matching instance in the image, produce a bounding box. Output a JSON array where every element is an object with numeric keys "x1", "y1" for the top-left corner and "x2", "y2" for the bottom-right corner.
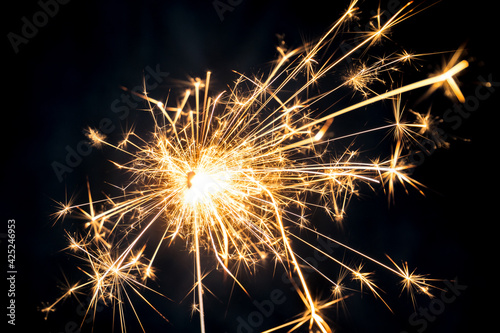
[
  {"x1": 84, "y1": 127, "x2": 107, "y2": 147},
  {"x1": 44, "y1": 1, "x2": 468, "y2": 332}
]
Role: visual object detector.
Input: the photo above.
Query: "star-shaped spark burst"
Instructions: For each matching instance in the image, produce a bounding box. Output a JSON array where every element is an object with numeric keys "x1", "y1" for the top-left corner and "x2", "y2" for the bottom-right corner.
[{"x1": 43, "y1": 1, "x2": 469, "y2": 332}]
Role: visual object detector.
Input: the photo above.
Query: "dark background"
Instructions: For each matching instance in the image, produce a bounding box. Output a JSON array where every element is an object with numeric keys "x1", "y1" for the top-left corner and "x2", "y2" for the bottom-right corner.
[{"x1": 3, "y1": 0, "x2": 498, "y2": 332}]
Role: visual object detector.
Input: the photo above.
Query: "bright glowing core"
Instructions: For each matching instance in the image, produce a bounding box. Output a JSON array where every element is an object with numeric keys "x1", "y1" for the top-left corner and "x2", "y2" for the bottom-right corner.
[{"x1": 184, "y1": 170, "x2": 222, "y2": 205}]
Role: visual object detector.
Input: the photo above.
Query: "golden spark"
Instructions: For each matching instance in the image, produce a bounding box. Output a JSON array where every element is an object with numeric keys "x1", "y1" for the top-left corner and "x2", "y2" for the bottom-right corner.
[{"x1": 44, "y1": 1, "x2": 468, "y2": 332}]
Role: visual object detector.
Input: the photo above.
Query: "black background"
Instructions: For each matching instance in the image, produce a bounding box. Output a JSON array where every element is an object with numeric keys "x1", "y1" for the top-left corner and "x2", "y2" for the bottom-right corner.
[{"x1": 3, "y1": 0, "x2": 498, "y2": 332}]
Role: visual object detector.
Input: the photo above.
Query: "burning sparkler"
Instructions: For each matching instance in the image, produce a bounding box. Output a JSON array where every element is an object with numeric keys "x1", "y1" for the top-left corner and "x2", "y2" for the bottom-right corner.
[{"x1": 43, "y1": 1, "x2": 469, "y2": 332}]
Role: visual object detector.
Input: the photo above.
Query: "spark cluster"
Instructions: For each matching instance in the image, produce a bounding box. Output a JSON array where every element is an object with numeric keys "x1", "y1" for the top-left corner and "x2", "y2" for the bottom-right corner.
[{"x1": 43, "y1": 1, "x2": 468, "y2": 332}]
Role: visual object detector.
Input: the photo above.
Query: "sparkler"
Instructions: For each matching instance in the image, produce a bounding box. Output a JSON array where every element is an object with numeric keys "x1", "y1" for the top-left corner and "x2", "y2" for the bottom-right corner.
[{"x1": 43, "y1": 1, "x2": 469, "y2": 332}]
